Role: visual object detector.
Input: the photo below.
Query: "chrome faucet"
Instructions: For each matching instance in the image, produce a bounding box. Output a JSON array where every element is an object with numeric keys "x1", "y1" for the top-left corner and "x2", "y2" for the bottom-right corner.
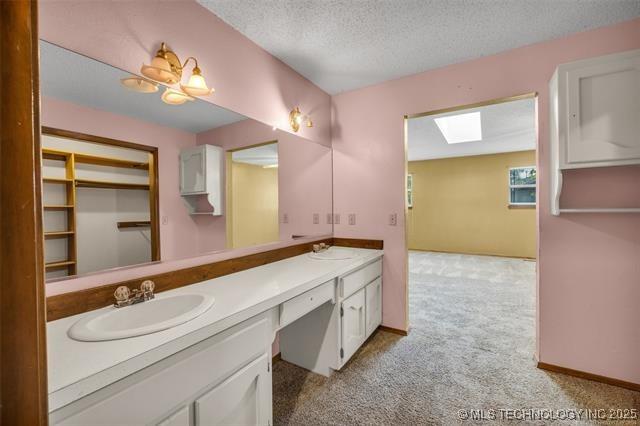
[
  {"x1": 114, "y1": 280, "x2": 155, "y2": 308},
  {"x1": 312, "y1": 243, "x2": 331, "y2": 253}
]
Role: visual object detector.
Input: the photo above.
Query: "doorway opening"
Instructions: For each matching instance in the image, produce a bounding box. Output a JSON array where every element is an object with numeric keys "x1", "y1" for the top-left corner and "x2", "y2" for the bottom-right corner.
[
  {"x1": 226, "y1": 141, "x2": 279, "y2": 249},
  {"x1": 404, "y1": 93, "x2": 538, "y2": 357}
]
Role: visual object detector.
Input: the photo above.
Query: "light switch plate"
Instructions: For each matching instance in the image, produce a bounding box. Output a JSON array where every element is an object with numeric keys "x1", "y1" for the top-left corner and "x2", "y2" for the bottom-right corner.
[
  {"x1": 334, "y1": 214, "x2": 340, "y2": 225},
  {"x1": 348, "y1": 214, "x2": 356, "y2": 225},
  {"x1": 283, "y1": 213, "x2": 289, "y2": 224},
  {"x1": 161, "y1": 216, "x2": 169, "y2": 226},
  {"x1": 313, "y1": 213, "x2": 320, "y2": 224},
  {"x1": 326, "y1": 213, "x2": 333, "y2": 224}
]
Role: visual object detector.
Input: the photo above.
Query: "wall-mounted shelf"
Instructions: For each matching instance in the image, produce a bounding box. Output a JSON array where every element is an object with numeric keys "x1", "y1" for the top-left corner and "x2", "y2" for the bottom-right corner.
[
  {"x1": 117, "y1": 221, "x2": 151, "y2": 229},
  {"x1": 549, "y1": 49, "x2": 640, "y2": 215},
  {"x1": 44, "y1": 148, "x2": 149, "y2": 170},
  {"x1": 43, "y1": 204, "x2": 74, "y2": 210},
  {"x1": 45, "y1": 260, "x2": 76, "y2": 270},
  {"x1": 75, "y1": 179, "x2": 150, "y2": 190},
  {"x1": 43, "y1": 177, "x2": 73, "y2": 184},
  {"x1": 44, "y1": 231, "x2": 75, "y2": 239}
]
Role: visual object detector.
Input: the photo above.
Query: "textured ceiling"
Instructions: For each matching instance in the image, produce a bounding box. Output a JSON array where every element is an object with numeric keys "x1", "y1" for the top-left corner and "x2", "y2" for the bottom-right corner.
[
  {"x1": 407, "y1": 98, "x2": 536, "y2": 161},
  {"x1": 198, "y1": 0, "x2": 640, "y2": 94},
  {"x1": 232, "y1": 143, "x2": 279, "y2": 167},
  {"x1": 40, "y1": 41, "x2": 246, "y2": 134}
]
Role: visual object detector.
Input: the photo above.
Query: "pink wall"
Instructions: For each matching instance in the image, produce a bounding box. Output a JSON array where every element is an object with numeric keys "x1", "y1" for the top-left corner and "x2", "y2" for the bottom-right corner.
[
  {"x1": 41, "y1": 97, "x2": 202, "y2": 262},
  {"x1": 332, "y1": 18, "x2": 640, "y2": 383},
  {"x1": 39, "y1": 0, "x2": 331, "y2": 146},
  {"x1": 195, "y1": 119, "x2": 333, "y2": 253}
]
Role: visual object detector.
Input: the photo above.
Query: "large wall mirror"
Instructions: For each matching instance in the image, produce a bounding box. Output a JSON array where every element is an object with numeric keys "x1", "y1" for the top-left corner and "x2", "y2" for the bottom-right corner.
[{"x1": 40, "y1": 40, "x2": 333, "y2": 282}]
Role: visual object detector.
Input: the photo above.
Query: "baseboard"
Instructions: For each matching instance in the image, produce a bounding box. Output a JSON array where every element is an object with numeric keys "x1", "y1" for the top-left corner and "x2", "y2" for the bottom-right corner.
[
  {"x1": 537, "y1": 362, "x2": 640, "y2": 392},
  {"x1": 408, "y1": 248, "x2": 535, "y2": 261},
  {"x1": 378, "y1": 325, "x2": 409, "y2": 336}
]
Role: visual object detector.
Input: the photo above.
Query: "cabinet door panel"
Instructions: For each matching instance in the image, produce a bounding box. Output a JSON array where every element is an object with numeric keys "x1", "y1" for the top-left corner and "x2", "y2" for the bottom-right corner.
[
  {"x1": 158, "y1": 405, "x2": 191, "y2": 426},
  {"x1": 195, "y1": 353, "x2": 270, "y2": 426},
  {"x1": 365, "y1": 277, "x2": 382, "y2": 338},
  {"x1": 180, "y1": 147, "x2": 206, "y2": 193},
  {"x1": 52, "y1": 317, "x2": 270, "y2": 425},
  {"x1": 567, "y1": 56, "x2": 640, "y2": 164},
  {"x1": 341, "y1": 288, "x2": 366, "y2": 363}
]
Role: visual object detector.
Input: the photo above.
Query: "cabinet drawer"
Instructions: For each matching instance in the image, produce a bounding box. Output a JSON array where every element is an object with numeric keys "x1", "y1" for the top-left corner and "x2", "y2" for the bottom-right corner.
[
  {"x1": 341, "y1": 259, "x2": 382, "y2": 298},
  {"x1": 280, "y1": 280, "x2": 335, "y2": 327},
  {"x1": 52, "y1": 316, "x2": 270, "y2": 425}
]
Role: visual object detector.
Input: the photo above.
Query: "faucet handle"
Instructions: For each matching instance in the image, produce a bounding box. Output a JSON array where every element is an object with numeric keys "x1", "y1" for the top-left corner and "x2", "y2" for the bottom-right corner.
[
  {"x1": 140, "y1": 280, "x2": 155, "y2": 294},
  {"x1": 114, "y1": 286, "x2": 131, "y2": 302}
]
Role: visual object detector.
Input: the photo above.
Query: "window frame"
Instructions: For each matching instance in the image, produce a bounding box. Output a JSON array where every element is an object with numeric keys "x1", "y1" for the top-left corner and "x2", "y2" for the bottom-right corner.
[{"x1": 508, "y1": 165, "x2": 536, "y2": 206}]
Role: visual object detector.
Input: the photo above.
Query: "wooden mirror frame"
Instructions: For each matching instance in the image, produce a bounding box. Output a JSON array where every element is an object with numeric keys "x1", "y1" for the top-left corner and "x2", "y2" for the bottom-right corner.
[
  {"x1": 1, "y1": 0, "x2": 49, "y2": 423},
  {"x1": 41, "y1": 127, "x2": 161, "y2": 281}
]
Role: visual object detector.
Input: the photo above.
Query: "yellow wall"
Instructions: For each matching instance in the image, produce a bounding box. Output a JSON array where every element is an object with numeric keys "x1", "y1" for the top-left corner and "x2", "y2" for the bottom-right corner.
[
  {"x1": 407, "y1": 150, "x2": 536, "y2": 258},
  {"x1": 227, "y1": 161, "x2": 279, "y2": 249}
]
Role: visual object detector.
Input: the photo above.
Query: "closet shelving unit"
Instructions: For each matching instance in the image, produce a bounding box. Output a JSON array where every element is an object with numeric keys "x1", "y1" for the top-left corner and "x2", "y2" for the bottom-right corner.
[{"x1": 42, "y1": 147, "x2": 151, "y2": 278}]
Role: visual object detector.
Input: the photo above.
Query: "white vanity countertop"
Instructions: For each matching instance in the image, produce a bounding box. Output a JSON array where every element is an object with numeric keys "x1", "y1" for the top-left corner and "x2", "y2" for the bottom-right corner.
[{"x1": 47, "y1": 248, "x2": 383, "y2": 412}]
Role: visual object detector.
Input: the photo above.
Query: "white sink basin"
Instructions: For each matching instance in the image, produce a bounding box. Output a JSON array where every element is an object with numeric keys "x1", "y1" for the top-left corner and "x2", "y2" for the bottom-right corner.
[
  {"x1": 68, "y1": 293, "x2": 215, "y2": 342},
  {"x1": 308, "y1": 247, "x2": 356, "y2": 260}
]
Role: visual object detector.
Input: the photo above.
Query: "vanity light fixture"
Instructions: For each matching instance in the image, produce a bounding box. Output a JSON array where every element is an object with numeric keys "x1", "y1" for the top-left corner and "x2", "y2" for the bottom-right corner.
[
  {"x1": 120, "y1": 77, "x2": 159, "y2": 93},
  {"x1": 161, "y1": 87, "x2": 195, "y2": 106},
  {"x1": 140, "y1": 42, "x2": 214, "y2": 103},
  {"x1": 289, "y1": 107, "x2": 313, "y2": 132}
]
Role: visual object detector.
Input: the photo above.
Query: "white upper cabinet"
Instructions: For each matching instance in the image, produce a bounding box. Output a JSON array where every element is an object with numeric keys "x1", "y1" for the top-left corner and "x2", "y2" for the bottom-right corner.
[
  {"x1": 553, "y1": 49, "x2": 640, "y2": 169},
  {"x1": 180, "y1": 146, "x2": 208, "y2": 194},
  {"x1": 179, "y1": 145, "x2": 223, "y2": 215},
  {"x1": 550, "y1": 49, "x2": 640, "y2": 215}
]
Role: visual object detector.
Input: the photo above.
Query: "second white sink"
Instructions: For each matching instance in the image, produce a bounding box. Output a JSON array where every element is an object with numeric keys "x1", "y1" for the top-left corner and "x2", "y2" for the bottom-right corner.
[
  {"x1": 68, "y1": 293, "x2": 215, "y2": 342},
  {"x1": 308, "y1": 247, "x2": 356, "y2": 260}
]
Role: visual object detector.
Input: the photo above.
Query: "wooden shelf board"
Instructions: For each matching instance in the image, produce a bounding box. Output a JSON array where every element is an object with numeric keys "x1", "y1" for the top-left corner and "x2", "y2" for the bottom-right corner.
[
  {"x1": 74, "y1": 153, "x2": 149, "y2": 170},
  {"x1": 44, "y1": 231, "x2": 74, "y2": 239},
  {"x1": 45, "y1": 260, "x2": 75, "y2": 270},
  {"x1": 43, "y1": 177, "x2": 73, "y2": 184},
  {"x1": 117, "y1": 221, "x2": 151, "y2": 229},
  {"x1": 42, "y1": 149, "x2": 71, "y2": 161},
  {"x1": 43, "y1": 205, "x2": 74, "y2": 210},
  {"x1": 75, "y1": 179, "x2": 149, "y2": 190}
]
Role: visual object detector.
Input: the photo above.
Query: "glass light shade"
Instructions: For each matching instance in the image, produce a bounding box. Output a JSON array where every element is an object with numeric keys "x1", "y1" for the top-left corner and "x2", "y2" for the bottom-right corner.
[
  {"x1": 141, "y1": 56, "x2": 179, "y2": 84},
  {"x1": 120, "y1": 77, "x2": 158, "y2": 93},
  {"x1": 181, "y1": 73, "x2": 214, "y2": 96},
  {"x1": 161, "y1": 88, "x2": 195, "y2": 106}
]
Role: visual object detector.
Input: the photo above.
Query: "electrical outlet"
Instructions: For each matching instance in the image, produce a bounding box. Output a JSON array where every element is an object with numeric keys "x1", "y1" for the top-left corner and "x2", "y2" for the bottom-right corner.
[
  {"x1": 334, "y1": 214, "x2": 340, "y2": 225},
  {"x1": 348, "y1": 213, "x2": 356, "y2": 225},
  {"x1": 389, "y1": 213, "x2": 397, "y2": 226},
  {"x1": 313, "y1": 213, "x2": 319, "y2": 224},
  {"x1": 282, "y1": 213, "x2": 289, "y2": 224},
  {"x1": 326, "y1": 213, "x2": 333, "y2": 224}
]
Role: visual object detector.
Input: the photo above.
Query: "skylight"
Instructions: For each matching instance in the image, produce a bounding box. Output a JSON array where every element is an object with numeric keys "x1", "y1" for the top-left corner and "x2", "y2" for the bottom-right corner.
[{"x1": 434, "y1": 111, "x2": 482, "y2": 144}]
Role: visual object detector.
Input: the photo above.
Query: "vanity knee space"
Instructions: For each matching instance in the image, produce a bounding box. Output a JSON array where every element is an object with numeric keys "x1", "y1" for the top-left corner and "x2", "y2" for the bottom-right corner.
[{"x1": 278, "y1": 258, "x2": 383, "y2": 374}]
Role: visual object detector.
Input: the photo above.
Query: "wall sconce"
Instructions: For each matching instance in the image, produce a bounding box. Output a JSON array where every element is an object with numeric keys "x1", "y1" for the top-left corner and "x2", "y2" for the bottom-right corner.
[
  {"x1": 289, "y1": 107, "x2": 313, "y2": 132},
  {"x1": 120, "y1": 42, "x2": 214, "y2": 105}
]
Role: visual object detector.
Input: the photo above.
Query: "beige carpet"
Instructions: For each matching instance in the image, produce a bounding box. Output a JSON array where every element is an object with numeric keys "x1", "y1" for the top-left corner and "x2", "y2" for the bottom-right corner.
[{"x1": 273, "y1": 251, "x2": 639, "y2": 425}]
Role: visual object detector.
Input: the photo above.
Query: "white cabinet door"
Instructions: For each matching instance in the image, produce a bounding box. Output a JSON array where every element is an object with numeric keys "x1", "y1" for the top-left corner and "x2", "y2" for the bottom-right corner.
[
  {"x1": 566, "y1": 51, "x2": 640, "y2": 165},
  {"x1": 365, "y1": 277, "x2": 382, "y2": 338},
  {"x1": 195, "y1": 353, "x2": 271, "y2": 426},
  {"x1": 341, "y1": 288, "x2": 366, "y2": 363},
  {"x1": 180, "y1": 146, "x2": 206, "y2": 194},
  {"x1": 158, "y1": 405, "x2": 191, "y2": 426}
]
